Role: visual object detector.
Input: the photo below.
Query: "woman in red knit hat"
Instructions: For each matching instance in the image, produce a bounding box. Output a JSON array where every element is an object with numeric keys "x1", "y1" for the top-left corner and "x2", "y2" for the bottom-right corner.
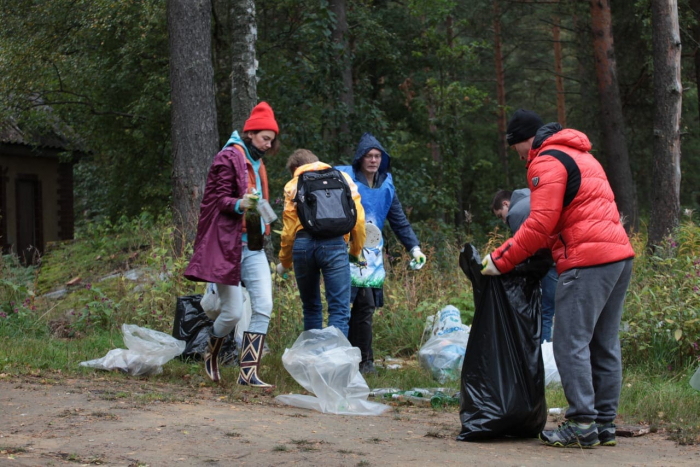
[{"x1": 185, "y1": 102, "x2": 279, "y2": 388}]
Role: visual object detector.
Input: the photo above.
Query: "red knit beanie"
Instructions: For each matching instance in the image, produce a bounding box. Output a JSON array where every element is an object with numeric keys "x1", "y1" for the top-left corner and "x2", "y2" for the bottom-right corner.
[{"x1": 243, "y1": 102, "x2": 279, "y2": 134}]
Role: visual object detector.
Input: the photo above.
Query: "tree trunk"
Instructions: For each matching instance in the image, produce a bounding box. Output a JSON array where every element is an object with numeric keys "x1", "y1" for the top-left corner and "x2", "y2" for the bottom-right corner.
[
  {"x1": 493, "y1": 0, "x2": 509, "y2": 186},
  {"x1": 552, "y1": 6, "x2": 566, "y2": 126},
  {"x1": 167, "y1": 0, "x2": 219, "y2": 249},
  {"x1": 330, "y1": 0, "x2": 354, "y2": 157},
  {"x1": 589, "y1": 0, "x2": 638, "y2": 232},
  {"x1": 648, "y1": 0, "x2": 682, "y2": 251},
  {"x1": 212, "y1": 0, "x2": 232, "y2": 146},
  {"x1": 690, "y1": 0, "x2": 700, "y2": 123},
  {"x1": 231, "y1": 0, "x2": 258, "y2": 133}
]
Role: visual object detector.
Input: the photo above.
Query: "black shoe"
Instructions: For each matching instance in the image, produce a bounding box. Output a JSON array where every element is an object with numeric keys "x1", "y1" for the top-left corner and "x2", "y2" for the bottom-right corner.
[
  {"x1": 359, "y1": 361, "x2": 377, "y2": 375},
  {"x1": 596, "y1": 422, "x2": 617, "y2": 446},
  {"x1": 539, "y1": 420, "x2": 600, "y2": 448}
]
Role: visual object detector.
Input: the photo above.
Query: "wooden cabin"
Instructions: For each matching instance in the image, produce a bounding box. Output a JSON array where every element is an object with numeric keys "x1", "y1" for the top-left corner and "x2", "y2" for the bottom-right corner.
[{"x1": 0, "y1": 120, "x2": 76, "y2": 263}]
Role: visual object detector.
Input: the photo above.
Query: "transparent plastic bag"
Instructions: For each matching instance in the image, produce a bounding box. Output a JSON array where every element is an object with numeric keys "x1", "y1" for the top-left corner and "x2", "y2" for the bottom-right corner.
[
  {"x1": 275, "y1": 327, "x2": 389, "y2": 416},
  {"x1": 200, "y1": 283, "x2": 221, "y2": 320},
  {"x1": 80, "y1": 324, "x2": 185, "y2": 376},
  {"x1": 541, "y1": 341, "x2": 561, "y2": 386},
  {"x1": 418, "y1": 306, "x2": 470, "y2": 383},
  {"x1": 691, "y1": 365, "x2": 700, "y2": 391}
]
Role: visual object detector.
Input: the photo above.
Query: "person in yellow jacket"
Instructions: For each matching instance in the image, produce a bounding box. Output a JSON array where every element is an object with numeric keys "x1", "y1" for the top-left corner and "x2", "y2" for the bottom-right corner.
[{"x1": 277, "y1": 149, "x2": 365, "y2": 336}]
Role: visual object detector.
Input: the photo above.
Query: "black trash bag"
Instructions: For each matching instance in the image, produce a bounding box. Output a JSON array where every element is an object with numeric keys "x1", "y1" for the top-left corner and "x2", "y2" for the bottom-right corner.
[
  {"x1": 456, "y1": 244, "x2": 550, "y2": 441},
  {"x1": 172, "y1": 295, "x2": 237, "y2": 365}
]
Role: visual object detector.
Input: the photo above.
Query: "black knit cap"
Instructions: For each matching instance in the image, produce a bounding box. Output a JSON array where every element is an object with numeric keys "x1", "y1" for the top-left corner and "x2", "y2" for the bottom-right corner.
[{"x1": 506, "y1": 109, "x2": 543, "y2": 146}]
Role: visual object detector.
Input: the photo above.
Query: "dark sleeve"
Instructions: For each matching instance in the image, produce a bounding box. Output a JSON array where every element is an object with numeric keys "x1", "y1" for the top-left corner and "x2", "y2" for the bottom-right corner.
[{"x1": 386, "y1": 192, "x2": 419, "y2": 252}]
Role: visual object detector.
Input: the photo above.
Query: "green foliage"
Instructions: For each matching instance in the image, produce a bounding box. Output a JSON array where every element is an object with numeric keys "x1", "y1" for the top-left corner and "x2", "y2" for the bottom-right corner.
[{"x1": 622, "y1": 216, "x2": 700, "y2": 368}]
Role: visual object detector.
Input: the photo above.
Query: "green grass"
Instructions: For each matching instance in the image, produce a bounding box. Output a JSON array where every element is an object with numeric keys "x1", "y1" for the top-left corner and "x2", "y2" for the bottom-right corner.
[{"x1": 2, "y1": 217, "x2": 700, "y2": 444}]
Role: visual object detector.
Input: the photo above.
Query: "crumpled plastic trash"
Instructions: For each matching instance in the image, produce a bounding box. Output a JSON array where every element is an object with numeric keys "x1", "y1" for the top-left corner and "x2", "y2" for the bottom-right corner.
[
  {"x1": 418, "y1": 305, "x2": 470, "y2": 383},
  {"x1": 80, "y1": 324, "x2": 185, "y2": 376},
  {"x1": 275, "y1": 327, "x2": 390, "y2": 416},
  {"x1": 541, "y1": 341, "x2": 561, "y2": 386},
  {"x1": 690, "y1": 365, "x2": 700, "y2": 391}
]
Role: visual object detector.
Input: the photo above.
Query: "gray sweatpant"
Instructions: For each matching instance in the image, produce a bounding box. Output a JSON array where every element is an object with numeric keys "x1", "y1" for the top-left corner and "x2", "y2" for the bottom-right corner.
[{"x1": 553, "y1": 258, "x2": 633, "y2": 423}]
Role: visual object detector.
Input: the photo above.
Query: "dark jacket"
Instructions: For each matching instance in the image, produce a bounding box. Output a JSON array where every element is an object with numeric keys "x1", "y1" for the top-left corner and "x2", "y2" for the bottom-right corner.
[
  {"x1": 351, "y1": 133, "x2": 419, "y2": 252},
  {"x1": 492, "y1": 124, "x2": 635, "y2": 274},
  {"x1": 184, "y1": 145, "x2": 248, "y2": 285}
]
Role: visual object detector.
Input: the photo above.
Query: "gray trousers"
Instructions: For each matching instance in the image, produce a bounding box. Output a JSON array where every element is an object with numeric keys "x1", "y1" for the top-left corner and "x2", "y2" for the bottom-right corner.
[{"x1": 553, "y1": 258, "x2": 633, "y2": 423}]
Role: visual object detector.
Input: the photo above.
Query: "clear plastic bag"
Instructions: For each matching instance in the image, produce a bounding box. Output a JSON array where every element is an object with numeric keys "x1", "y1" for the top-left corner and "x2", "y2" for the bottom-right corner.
[
  {"x1": 691, "y1": 365, "x2": 700, "y2": 391},
  {"x1": 200, "y1": 283, "x2": 221, "y2": 320},
  {"x1": 541, "y1": 341, "x2": 561, "y2": 386},
  {"x1": 275, "y1": 327, "x2": 389, "y2": 416},
  {"x1": 80, "y1": 324, "x2": 185, "y2": 376},
  {"x1": 418, "y1": 306, "x2": 470, "y2": 383}
]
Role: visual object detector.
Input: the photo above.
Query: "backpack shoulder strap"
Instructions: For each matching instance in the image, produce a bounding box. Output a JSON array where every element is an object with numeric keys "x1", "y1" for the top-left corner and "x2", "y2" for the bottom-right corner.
[{"x1": 539, "y1": 149, "x2": 581, "y2": 208}]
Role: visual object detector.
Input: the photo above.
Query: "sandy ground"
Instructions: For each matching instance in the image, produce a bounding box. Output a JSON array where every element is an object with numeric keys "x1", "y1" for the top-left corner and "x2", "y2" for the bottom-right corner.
[{"x1": 1, "y1": 375, "x2": 699, "y2": 466}]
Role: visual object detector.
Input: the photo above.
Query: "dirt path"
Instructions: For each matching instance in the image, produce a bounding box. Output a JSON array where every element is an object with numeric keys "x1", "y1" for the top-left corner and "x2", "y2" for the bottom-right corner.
[{"x1": 1, "y1": 376, "x2": 698, "y2": 466}]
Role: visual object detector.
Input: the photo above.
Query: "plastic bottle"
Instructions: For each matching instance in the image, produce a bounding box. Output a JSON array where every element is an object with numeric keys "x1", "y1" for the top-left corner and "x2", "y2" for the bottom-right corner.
[
  {"x1": 430, "y1": 391, "x2": 460, "y2": 408},
  {"x1": 410, "y1": 259, "x2": 425, "y2": 270},
  {"x1": 256, "y1": 198, "x2": 278, "y2": 224},
  {"x1": 245, "y1": 193, "x2": 264, "y2": 251}
]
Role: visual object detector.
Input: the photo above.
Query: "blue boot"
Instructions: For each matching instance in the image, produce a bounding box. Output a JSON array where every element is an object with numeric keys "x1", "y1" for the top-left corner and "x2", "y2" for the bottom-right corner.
[
  {"x1": 238, "y1": 332, "x2": 273, "y2": 388},
  {"x1": 204, "y1": 335, "x2": 224, "y2": 382}
]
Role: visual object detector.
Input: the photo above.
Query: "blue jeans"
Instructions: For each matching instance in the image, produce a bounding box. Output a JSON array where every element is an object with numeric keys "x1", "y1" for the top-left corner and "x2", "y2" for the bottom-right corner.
[
  {"x1": 541, "y1": 266, "x2": 559, "y2": 343},
  {"x1": 292, "y1": 234, "x2": 351, "y2": 336},
  {"x1": 240, "y1": 246, "x2": 273, "y2": 334}
]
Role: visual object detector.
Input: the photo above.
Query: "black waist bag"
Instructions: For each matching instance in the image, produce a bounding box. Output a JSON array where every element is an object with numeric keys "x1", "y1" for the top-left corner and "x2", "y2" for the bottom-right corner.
[
  {"x1": 294, "y1": 168, "x2": 356, "y2": 238},
  {"x1": 456, "y1": 244, "x2": 549, "y2": 441}
]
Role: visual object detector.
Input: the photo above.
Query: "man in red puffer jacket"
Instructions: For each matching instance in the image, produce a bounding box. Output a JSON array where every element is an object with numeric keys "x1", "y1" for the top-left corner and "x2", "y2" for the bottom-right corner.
[{"x1": 481, "y1": 109, "x2": 635, "y2": 449}]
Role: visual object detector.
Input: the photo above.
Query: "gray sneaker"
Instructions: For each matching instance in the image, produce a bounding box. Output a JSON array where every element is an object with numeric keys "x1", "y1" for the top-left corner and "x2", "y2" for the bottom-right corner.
[
  {"x1": 359, "y1": 361, "x2": 377, "y2": 375},
  {"x1": 596, "y1": 422, "x2": 617, "y2": 446},
  {"x1": 539, "y1": 420, "x2": 600, "y2": 448}
]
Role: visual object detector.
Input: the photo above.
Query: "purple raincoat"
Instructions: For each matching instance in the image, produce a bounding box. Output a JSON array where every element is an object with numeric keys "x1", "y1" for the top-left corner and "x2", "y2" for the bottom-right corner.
[{"x1": 184, "y1": 146, "x2": 248, "y2": 286}]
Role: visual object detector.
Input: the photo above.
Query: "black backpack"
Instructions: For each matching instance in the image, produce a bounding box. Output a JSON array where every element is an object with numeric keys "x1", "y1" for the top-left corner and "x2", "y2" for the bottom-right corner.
[{"x1": 294, "y1": 168, "x2": 357, "y2": 238}]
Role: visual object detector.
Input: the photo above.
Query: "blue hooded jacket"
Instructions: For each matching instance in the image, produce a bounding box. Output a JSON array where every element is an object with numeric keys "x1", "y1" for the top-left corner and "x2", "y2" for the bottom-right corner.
[{"x1": 337, "y1": 133, "x2": 419, "y2": 253}]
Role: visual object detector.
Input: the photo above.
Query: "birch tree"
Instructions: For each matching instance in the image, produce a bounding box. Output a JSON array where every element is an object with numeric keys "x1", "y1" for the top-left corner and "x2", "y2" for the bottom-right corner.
[{"x1": 648, "y1": 0, "x2": 682, "y2": 250}]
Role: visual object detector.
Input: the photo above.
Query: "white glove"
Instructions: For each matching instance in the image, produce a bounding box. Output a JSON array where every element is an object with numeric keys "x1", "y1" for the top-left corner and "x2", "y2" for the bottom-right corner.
[
  {"x1": 239, "y1": 193, "x2": 259, "y2": 210},
  {"x1": 411, "y1": 246, "x2": 427, "y2": 265},
  {"x1": 275, "y1": 263, "x2": 288, "y2": 277},
  {"x1": 480, "y1": 254, "x2": 501, "y2": 276}
]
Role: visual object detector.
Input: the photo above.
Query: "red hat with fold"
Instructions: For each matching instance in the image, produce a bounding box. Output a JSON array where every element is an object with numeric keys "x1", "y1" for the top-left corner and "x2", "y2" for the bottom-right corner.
[{"x1": 243, "y1": 101, "x2": 279, "y2": 134}]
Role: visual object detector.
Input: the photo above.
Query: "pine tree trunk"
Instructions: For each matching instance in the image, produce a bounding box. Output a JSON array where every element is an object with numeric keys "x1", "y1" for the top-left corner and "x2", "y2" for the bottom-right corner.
[
  {"x1": 212, "y1": 0, "x2": 232, "y2": 146},
  {"x1": 690, "y1": 0, "x2": 700, "y2": 123},
  {"x1": 493, "y1": 0, "x2": 509, "y2": 186},
  {"x1": 231, "y1": 0, "x2": 258, "y2": 133},
  {"x1": 330, "y1": 0, "x2": 354, "y2": 157},
  {"x1": 552, "y1": 6, "x2": 567, "y2": 127},
  {"x1": 648, "y1": 0, "x2": 682, "y2": 251},
  {"x1": 167, "y1": 0, "x2": 219, "y2": 249},
  {"x1": 589, "y1": 0, "x2": 638, "y2": 232}
]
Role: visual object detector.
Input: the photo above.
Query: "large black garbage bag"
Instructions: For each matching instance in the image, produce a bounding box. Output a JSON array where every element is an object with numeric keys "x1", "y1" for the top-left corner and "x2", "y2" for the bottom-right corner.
[
  {"x1": 172, "y1": 295, "x2": 237, "y2": 365},
  {"x1": 456, "y1": 244, "x2": 550, "y2": 441}
]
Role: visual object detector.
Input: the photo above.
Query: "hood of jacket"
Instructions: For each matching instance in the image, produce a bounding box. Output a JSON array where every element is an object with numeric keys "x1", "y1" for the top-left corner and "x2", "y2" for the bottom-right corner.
[
  {"x1": 527, "y1": 123, "x2": 592, "y2": 167},
  {"x1": 352, "y1": 132, "x2": 391, "y2": 177},
  {"x1": 510, "y1": 188, "x2": 530, "y2": 209}
]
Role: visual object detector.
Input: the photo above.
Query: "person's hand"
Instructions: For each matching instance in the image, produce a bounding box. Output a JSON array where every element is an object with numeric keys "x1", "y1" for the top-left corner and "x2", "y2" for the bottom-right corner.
[
  {"x1": 275, "y1": 263, "x2": 288, "y2": 279},
  {"x1": 349, "y1": 253, "x2": 367, "y2": 268},
  {"x1": 411, "y1": 246, "x2": 427, "y2": 265},
  {"x1": 240, "y1": 193, "x2": 259, "y2": 209},
  {"x1": 480, "y1": 254, "x2": 501, "y2": 276}
]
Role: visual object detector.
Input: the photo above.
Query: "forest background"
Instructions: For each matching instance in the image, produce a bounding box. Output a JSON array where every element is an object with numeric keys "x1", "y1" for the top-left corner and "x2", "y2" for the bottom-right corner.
[{"x1": 2, "y1": 0, "x2": 700, "y2": 443}]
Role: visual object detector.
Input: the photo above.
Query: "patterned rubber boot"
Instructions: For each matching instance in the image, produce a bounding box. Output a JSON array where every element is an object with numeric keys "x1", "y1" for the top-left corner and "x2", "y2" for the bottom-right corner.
[
  {"x1": 596, "y1": 422, "x2": 617, "y2": 446},
  {"x1": 204, "y1": 335, "x2": 224, "y2": 382},
  {"x1": 539, "y1": 420, "x2": 600, "y2": 448},
  {"x1": 238, "y1": 332, "x2": 273, "y2": 388}
]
